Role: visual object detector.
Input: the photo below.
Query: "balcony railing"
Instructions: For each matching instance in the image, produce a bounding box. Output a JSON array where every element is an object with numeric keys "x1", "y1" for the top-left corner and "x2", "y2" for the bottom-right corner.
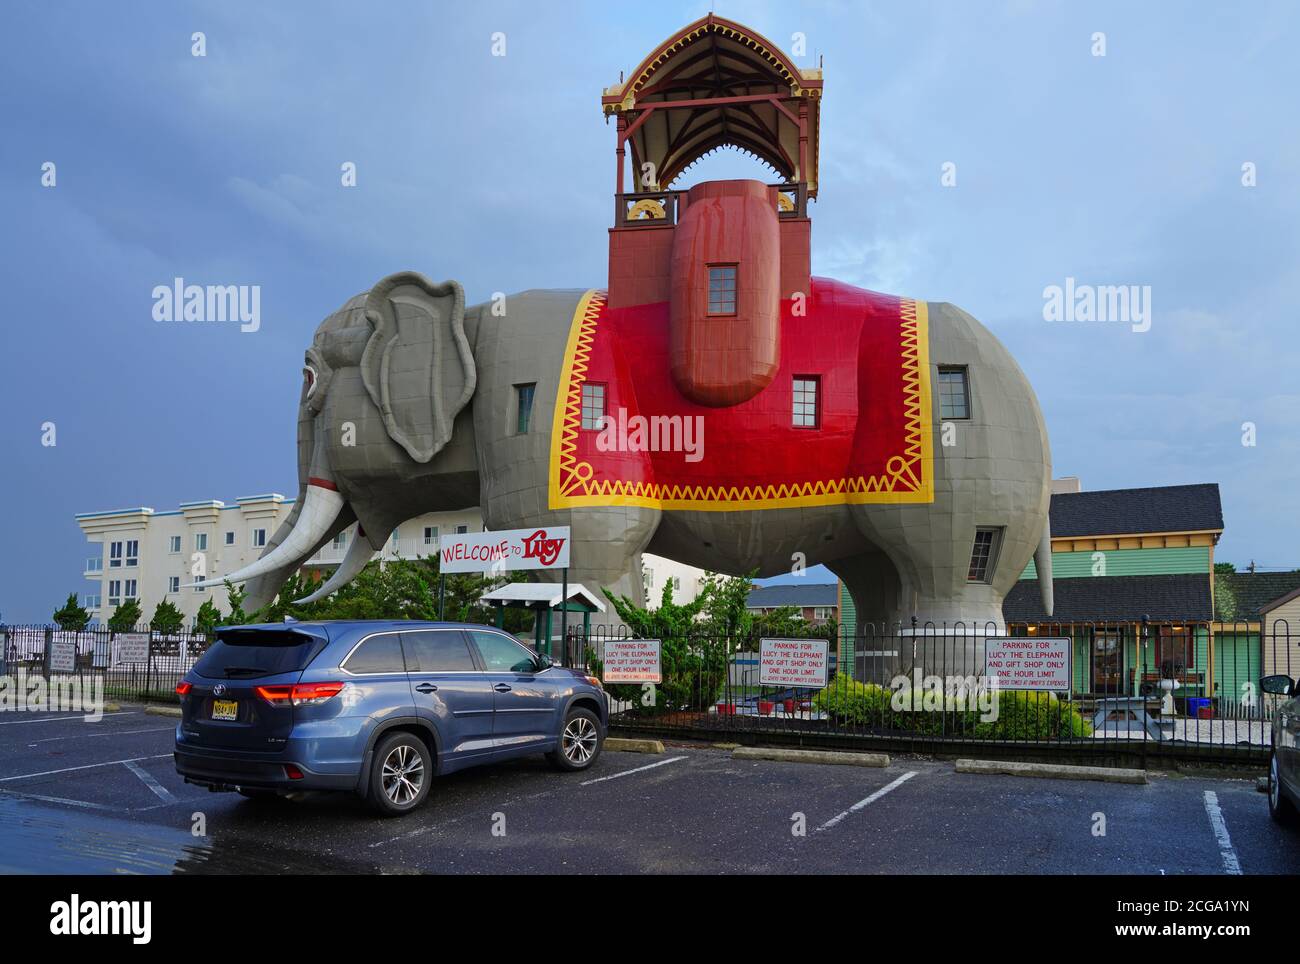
[
  {"x1": 85, "y1": 558, "x2": 103, "y2": 574},
  {"x1": 614, "y1": 181, "x2": 808, "y2": 228}
]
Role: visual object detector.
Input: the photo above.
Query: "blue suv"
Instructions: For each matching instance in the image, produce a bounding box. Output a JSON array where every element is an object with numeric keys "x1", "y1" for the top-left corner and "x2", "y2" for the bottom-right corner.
[{"x1": 173, "y1": 621, "x2": 607, "y2": 816}]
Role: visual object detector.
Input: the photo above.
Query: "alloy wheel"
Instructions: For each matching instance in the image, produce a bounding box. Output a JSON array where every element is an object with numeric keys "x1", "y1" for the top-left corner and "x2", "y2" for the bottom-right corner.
[
  {"x1": 381, "y1": 744, "x2": 425, "y2": 806},
  {"x1": 562, "y1": 716, "x2": 598, "y2": 765}
]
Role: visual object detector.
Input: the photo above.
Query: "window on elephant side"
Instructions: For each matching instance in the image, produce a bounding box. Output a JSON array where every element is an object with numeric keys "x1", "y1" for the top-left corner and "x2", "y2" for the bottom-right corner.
[
  {"x1": 515, "y1": 383, "x2": 536, "y2": 434},
  {"x1": 792, "y1": 376, "x2": 820, "y2": 428},
  {"x1": 967, "y1": 527, "x2": 1002, "y2": 583},
  {"x1": 707, "y1": 264, "x2": 737, "y2": 315},
  {"x1": 581, "y1": 383, "x2": 606, "y2": 430},
  {"x1": 939, "y1": 366, "x2": 970, "y2": 419}
]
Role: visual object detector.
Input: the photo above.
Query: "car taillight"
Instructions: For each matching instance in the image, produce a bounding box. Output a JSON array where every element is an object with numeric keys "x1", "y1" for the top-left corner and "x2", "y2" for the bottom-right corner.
[
  {"x1": 256, "y1": 682, "x2": 345, "y2": 706},
  {"x1": 175, "y1": 681, "x2": 192, "y2": 697}
]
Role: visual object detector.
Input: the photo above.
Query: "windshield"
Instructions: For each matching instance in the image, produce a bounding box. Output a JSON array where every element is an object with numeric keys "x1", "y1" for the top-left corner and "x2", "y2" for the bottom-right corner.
[{"x1": 193, "y1": 629, "x2": 326, "y2": 679}]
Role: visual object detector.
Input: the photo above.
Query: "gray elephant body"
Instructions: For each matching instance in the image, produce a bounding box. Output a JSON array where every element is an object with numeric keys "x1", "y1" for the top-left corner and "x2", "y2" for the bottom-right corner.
[{"x1": 234, "y1": 272, "x2": 1052, "y2": 643}]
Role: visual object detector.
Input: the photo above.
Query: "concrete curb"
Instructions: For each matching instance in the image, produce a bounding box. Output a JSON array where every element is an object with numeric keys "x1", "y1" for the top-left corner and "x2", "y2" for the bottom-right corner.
[
  {"x1": 733, "y1": 747, "x2": 889, "y2": 768},
  {"x1": 144, "y1": 705, "x2": 182, "y2": 718},
  {"x1": 955, "y1": 758, "x2": 1147, "y2": 784},
  {"x1": 102, "y1": 703, "x2": 121, "y2": 713},
  {"x1": 605, "y1": 737, "x2": 665, "y2": 754}
]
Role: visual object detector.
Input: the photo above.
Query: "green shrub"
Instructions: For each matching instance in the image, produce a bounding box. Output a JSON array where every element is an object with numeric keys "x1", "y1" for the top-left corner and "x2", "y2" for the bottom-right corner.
[
  {"x1": 972, "y1": 690, "x2": 1092, "y2": 740},
  {"x1": 812, "y1": 676, "x2": 893, "y2": 724}
]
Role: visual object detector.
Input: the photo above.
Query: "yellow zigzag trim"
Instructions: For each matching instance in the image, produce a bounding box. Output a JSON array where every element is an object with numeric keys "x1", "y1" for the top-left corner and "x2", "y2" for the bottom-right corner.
[{"x1": 548, "y1": 291, "x2": 934, "y2": 512}]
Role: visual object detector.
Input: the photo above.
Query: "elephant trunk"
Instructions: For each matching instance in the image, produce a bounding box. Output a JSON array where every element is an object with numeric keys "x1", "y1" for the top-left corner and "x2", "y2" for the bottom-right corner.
[
  {"x1": 292, "y1": 527, "x2": 380, "y2": 604},
  {"x1": 1035, "y1": 515, "x2": 1054, "y2": 619}
]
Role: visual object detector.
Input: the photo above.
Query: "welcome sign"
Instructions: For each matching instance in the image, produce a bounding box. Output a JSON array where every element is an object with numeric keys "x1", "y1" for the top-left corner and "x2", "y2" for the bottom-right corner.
[{"x1": 438, "y1": 526, "x2": 572, "y2": 573}]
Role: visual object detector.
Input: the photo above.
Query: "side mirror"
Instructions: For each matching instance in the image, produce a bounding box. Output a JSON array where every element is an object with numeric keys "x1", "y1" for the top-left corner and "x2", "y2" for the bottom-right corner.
[
  {"x1": 1261, "y1": 674, "x2": 1294, "y2": 697},
  {"x1": 535, "y1": 652, "x2": 554, "y2": 671}
]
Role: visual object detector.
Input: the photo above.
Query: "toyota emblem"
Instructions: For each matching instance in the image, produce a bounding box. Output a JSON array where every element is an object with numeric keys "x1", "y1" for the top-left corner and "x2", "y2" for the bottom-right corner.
[{"x1": 213, "y1": 684, "x2": 227, "y2": 697}]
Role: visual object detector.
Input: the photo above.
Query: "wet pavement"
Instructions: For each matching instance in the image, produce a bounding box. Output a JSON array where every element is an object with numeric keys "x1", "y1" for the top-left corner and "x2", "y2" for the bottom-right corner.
[{"x1": 1, "y1": 704, "x2": 1298, "y2": 874}]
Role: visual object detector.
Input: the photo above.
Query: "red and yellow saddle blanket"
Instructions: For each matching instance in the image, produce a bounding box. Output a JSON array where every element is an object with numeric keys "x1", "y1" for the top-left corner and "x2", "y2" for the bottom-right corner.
[{"x1": 548, "y1": 277, "x2": 933, "y2": 511}]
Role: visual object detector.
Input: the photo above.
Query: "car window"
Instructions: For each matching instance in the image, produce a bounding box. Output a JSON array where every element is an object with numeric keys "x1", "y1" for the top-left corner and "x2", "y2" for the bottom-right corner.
[
  {"x1": 343, "y1": 634, "x2": 406, "y2": 674},
  {"x1": 194, "y1": 629, "x2": 326, "y2": 679},
  {"x1": 469, "y1": 631, "x2": 537, "y2": 673},
  {"x1": 402, "y1": 631, "x2": 477, "y2": 673}
]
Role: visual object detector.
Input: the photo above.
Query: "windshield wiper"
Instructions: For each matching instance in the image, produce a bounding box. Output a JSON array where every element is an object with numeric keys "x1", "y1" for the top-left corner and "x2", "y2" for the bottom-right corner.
[{"x1": 222, "y1": 666, "x2": 270, "y2": 678}]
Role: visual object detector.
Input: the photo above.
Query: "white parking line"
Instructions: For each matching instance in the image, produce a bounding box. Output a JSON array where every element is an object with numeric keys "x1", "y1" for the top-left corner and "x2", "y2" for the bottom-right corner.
[
  {"x1": 817, "y1": 771, "x2": 918, "y2": 831},
  {"x1": 1202, "y1": 790, "x2": 1242, "y2": 875},
  {"x1": 123, "y1": 760, "x2": 178, "y2": 804},
  {"x1": 0, "y1": 753, "x2": 172, "y2": 783},
  {"x1": 580, "y1": 756, "x2": 687, "y2": 786},
  {"x1": 0, "y1": 787, "x2": 118, "y2": 811},
  {"x1": 0, "y1": 712, "x2": 137, "y2": 726},
  {"x1": 32, "y1": 726, "x2": 176, "y2": 745}
]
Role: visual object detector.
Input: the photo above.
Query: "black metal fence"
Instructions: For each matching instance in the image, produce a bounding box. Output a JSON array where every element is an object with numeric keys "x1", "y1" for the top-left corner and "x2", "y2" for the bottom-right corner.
[
  {"x1": 563, "y1": 618, "x2": 1296, "y2": 765},
  {"x1": 0, "y1": 624, "x2": 213, "y2": 704}
]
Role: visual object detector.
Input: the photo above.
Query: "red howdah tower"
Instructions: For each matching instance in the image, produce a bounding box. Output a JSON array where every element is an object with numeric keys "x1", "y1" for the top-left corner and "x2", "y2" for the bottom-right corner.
[{"x1": 602, "y1": 14, "x2": 822, "y2": 407}]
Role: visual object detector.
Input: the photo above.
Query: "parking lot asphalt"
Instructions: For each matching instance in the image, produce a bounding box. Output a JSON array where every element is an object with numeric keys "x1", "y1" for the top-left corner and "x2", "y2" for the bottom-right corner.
[{"x1": 1, "y1": 704, "x2": 1297, "y2": 875}]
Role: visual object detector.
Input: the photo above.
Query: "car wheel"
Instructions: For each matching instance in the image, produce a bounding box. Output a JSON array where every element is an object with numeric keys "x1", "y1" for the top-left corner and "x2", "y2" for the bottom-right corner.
[
  {"x1": 547, "y1": 707, "x2": 603, "y2": 771},
  {"x1": 367, "y1": 732, "x2": 433, "y2": 817},
  {"x1": 1268, "y1": 751, "x2": 1298, "y2": 825}
]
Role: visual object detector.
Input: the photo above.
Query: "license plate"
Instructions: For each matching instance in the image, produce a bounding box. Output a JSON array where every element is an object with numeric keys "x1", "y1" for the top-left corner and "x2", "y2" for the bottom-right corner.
[{"x1": 211, "y1": 699, "x2": 238, "y2": 721}]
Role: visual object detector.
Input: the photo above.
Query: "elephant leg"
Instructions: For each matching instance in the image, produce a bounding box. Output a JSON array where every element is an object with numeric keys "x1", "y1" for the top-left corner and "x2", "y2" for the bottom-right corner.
[{"x1": 823, "y1": 550, "x2": 903, "y2": 683}]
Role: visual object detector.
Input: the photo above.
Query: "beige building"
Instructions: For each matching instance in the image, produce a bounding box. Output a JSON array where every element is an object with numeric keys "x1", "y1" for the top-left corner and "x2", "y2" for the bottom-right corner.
[{"x1": 77, "y1": 498, "x2": 701, "y2": 626}]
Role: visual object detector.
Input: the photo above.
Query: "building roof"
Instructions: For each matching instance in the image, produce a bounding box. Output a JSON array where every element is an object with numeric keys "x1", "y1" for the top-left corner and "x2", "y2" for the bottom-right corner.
[
  {"x1": 1215, "y1": 571, "x2": 1300, "y2": 621},
  {"x1": 479, "y1": 583, "x2": 606, "y2": 613},
  {"x1": 1004, "y1": 573, "x2": 1213, "y2": 623},
  {"x1": 1049, "y1": 483, "x2": 1223, "y2": 538},
  {"x1": 746, "y1": 583, "x2": 838, "y2": 609}
]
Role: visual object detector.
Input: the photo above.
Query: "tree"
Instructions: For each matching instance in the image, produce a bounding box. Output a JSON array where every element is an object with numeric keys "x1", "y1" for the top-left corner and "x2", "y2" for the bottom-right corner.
[
  {"x1": 107, "y1": 598, "x2": 144, "y2": 633},
  {"x1": 52, "y1": 592, "x2": 91, "y2": 631},
  {"x1": 194, "y1": 598, "x2": 222, "y2": 635},
  {"x1": 149, "y1": 600, "x2": 184, "y2": 634},
  {"x1": 223, "y1": 583, "x2": 249, "y2": 626}
]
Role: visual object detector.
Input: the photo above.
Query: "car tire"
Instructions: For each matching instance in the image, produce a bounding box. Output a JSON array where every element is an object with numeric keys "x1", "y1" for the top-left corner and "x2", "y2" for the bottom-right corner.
[
  {"x1": 367, "y1": 732, "x2": 433, "y2": 817},
  {"x1": 547, "y1": 707, "x2": 603, "y2": 771},
  {"x1": 1268, "y1": 751, "x2": 1298, "y2": 825}
]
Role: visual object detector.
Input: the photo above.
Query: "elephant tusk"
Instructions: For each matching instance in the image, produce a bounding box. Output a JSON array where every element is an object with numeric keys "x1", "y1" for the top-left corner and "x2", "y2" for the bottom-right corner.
[
  {"x1": 185, "y1": 483, "x2": 345, "y2": 589},
  {"x1": 292, "y1": 531, "x2": 378, "y2": 604}
]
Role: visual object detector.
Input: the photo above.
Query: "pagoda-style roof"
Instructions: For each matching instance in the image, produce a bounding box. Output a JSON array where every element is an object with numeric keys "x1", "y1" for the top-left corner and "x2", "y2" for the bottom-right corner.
[{"x1": 602, "y1": 15, "x2": 823, "y2": 196}]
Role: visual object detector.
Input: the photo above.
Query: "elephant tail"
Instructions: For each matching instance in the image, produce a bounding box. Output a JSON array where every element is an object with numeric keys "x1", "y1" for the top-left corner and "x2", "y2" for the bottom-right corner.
[{"x1": 1035, "y1": 515, "x2": 1054, "y2": 619}]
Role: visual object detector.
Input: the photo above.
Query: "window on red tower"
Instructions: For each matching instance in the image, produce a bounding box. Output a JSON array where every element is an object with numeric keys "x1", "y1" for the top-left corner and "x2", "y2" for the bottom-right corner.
[{"x1": 707, "y1": 265, "x2": 737, "y2": 315}]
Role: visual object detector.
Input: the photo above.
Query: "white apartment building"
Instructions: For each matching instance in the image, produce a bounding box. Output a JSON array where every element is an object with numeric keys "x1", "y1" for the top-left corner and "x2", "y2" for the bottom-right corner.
[{"x1": 77, "y1": 497, "x2": 702, "y2": 625}]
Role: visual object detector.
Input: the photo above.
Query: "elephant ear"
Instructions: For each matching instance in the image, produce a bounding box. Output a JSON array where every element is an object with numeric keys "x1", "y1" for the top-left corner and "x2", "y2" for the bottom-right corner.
[{"x1": 360, "y1": 272, "x2": 476, "y2": 463}]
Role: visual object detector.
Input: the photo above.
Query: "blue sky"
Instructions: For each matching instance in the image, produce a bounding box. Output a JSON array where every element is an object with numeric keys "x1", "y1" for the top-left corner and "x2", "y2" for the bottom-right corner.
[{"x1": 1, "y1": 1, "x2": 1297, "y2": 621}]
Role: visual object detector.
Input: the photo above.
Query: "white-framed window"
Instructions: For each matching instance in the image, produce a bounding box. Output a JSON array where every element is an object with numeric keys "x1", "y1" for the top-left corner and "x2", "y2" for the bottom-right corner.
[
  {"x1": 967, "y1": 527, "x2": 1003, "y2": 583},
  {"x1": 124, "y1": 579, "x2": 138, "y2": 600},
  {"x1": 252, "y1": 528, "x2": 267, "y2": 548},
  {"x1": 707, "y1": 264, "x2": 738, "y2": 315},
  {"x1": 84, "y1": 593, "x2": 101, "y2": 610},
  {"x1": 581, "y1": 383, "x2": 606, "y2": 430},
  {"x1": 814, "y1": 607, "x2": 835, "y2": 621},
  {"x1": 108, "y1": 580, "x2": 122, "y2": 606},
  {"x1": 423, "y1": 526, "x2": 439, "y2": 546},
  {"x1": 109, "y1": 541, "x2": 123, "y2": 568},
  {"x1": 224, "y1": 531, "x2": 235, "y2": 546},
  {"x1": 168, "y1": 576, "x2": 180, "y2": 593},
  {"x1": 333, "y1": 531, "x2": 348, "y2": 550},
  {"x1": 168, "y1": 535, "x2": 182, "y2": 553},
  {"x1": 455, "y1": 525, "x2": 468, "y2": 535},
  {"x1": 645, "y1": 569, "x2": 655, "y2": 588},
  {"x1": 195, "y1": 532, "x2": 208, "y2": 552},
  {"x1": 793, "y1": 376, "x2": 820, "y2": 428},
  {"x1": 125, "y1": 540, "x2": 139, "y2": 567}
]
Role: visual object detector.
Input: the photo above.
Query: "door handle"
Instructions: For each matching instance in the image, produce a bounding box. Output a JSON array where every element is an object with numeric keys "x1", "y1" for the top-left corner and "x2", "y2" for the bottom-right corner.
[
  {"x1": 493, "y1": 683, "x2": 512, "y2": 693},
  {"x1": 415, "y1": 683, "x2": 438, "y2": 694}
]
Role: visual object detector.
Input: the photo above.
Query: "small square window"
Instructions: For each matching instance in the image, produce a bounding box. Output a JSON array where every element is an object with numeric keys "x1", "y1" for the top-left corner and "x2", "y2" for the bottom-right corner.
[
  {"x1": 195, "y1": 533, "x2": 208, "y2": 552},
  {"x1": 792, "y1": 376, "x2": 820, "y2": 428},
  {"x1": 581, "y1": 383, "x2": 606, "y2": 431},
  {"x1": 967, "y1": 528, "x2": 1002, "y2": 583},
  {"x1": 224, "y1": 531, "x2": 235, "y2": 546},
  {"x1": 455, "y1": 525, "x2": 468, "y2": 535},
  {"x1": 252, "y1": 528, "x2": 267, "y2": 548},
  {"x1": 939, "y1": 366, "x2": 970, "y2": 420},
  {"x1": 515, "y1": 383, "x2": 536, "y2": 434},
  {"x1": 708, "y1": 265, "x2": 737, "y2": 315},
  {"x1": 168, "y1": 535, "x2": 182, "y2": 553}
]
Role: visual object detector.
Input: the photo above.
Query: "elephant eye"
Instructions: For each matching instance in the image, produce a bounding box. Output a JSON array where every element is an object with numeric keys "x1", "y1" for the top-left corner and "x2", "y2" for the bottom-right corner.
[{"x1": 303, "y1": 365, "x2": 317, "y2": 396}]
